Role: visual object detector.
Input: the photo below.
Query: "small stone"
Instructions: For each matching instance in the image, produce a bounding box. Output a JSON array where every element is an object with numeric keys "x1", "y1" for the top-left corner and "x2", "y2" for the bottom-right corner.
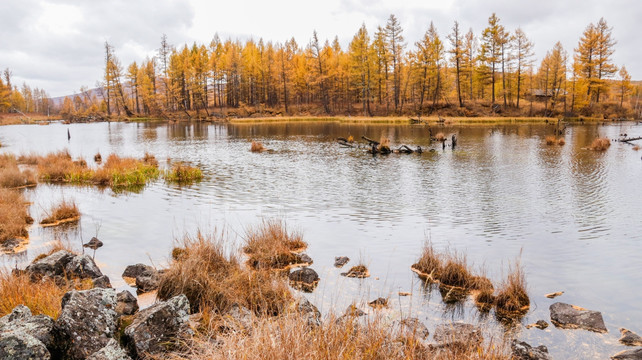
[
  {"x1": 122, "y1": 264, "x2": 159, "y2": 293},
  {"x1": 396, "y1": 318, "x2": 429, "y2": 339},
  {"x1": 295, "y1": 253, "x2": 313, "y2": 265},
  {"x1": 549, "y1": 302, "x2": 607, "y2": 333},
  {"x1": 545, "y1": 291, "x2": 564, "y2": 299},
  {"x1": 344, "y1": 304, "x2": 366, "y2": 317},
  {"x1": 334, "y1": 256, "x2": 350, "y2": 268},
  {"x1": 340, "y1": 265, "x2": 370, "y2": 278},
  {"x1": 368, "y1": 297, "x2": 388, "y2": 309},
  {"x1": 433, "y1": 323, "x2": 482, "y2": 348},
  {"x1": 511, "y1": 340, "x2": 552, "y2": 360},
  {"x1": 526, "y1": 320, "x2": 549, "y2": 330},
  {"x1": 619, "y1": 328, "x2": 642, "y2": 346},
  {"x1": 116, "y1": 291, "x2": 139, "y2": 316},
  {"x1": 288, "y1": 268, "x2": 320, "y2": 292}
]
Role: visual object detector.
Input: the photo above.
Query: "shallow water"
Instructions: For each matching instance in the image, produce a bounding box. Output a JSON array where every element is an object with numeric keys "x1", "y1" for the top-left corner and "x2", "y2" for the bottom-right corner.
[{"x1": 1, "y1": 120, "x2": 641, "y2": 358}]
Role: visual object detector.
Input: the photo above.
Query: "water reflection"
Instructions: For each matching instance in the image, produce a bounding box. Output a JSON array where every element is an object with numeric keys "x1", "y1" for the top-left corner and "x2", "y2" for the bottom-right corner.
[{"x1": 0, "y1": 120, "x2": 641, "y2": 359}]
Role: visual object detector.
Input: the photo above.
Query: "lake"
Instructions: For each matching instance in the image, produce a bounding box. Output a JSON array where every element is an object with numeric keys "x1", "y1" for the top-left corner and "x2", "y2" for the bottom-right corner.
[{"x1": 1, "y1": 120, "x2": 641, "y2": 358}]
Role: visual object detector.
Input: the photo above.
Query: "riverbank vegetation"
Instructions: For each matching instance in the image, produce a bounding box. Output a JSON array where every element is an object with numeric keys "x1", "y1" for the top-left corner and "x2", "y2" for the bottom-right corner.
[
  {"x1": 164, "y1": 162, "x2": 203, "y2": 183},
  {"x1": 0, "y1": 188, "x2": 30, "y2": 245},
  {"x1": 38, "y1": 15, "x2": 638, "y2": 124},
  {"x1": 0, "y1": 154, "x2": 37, "y2": 188}
]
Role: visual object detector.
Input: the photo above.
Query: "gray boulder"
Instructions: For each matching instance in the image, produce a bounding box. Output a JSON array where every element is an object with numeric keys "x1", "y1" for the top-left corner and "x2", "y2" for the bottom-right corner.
[
  {"x1": 122, "y1": 294, "x2": 191, "y2": 357},
  {"x1": 25, "y1": 250, "x2": 103, "y2": 281},
  {"x1": 0, "y1": 331, "x2": 50, "y2": 360},
  {"x1": 549, "y1": 302, "x2": 607, "y2": 333},
  {"x1": 25, "y1": 250, "x2": 75, "y2": 280},
  {"x1": 612, "y1": 348, "x2": 642, "y2": 360},
  {"x1": 53, "y1": 288, "x2": 119, "y2": 359},
  {"x1": 334, "y1": 256, "x2": 350, "y2": 268},
  {"x1": 115, "y1": 291, "x2": 138, "y2": 316},
  {"x1": 288, "y1": 268, "x2": 319, "y2": 292},
  {"x1": 511, "y1": 340, "x2": 552, "y2": 360},
  {"x1": 0, "y1": 305, "x2": 54, "y2": 348},
  {"x1": 122, "y1": 264, "x2": 159, "y2": 293},
  {"x1": 92, "y1": 275, "x2": 112, "y2": 289},
  {"x1": 433, "y1": 323, "x2": 483, "y2": 348},
  {"x1": 87, "y1": 339, "x2": 132, "y2": 360},
  {"x1": 619, "y1": 328, "x2": 642, "y2": 346}
]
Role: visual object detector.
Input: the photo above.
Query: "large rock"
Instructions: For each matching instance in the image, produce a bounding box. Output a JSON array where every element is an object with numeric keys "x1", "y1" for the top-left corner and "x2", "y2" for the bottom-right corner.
[
  {"x1": 288, "y1": 268, "x2": 319, "y2": 292},
  {"x1": 511, "y1": 340, "x2": 552, "y2": 360},
  {"x1": 25, "y1": 250, "x2": 103, "y2": 281},
  {"x1": 122, "y1": 294, "x2": 191, "y2": 357},
  {"x1": 612, "y1": 348, "x2": 642, "y2": 360},
  {"x1": 115, "y1": 291, "x2": 139, "y2": 316},
  {"x1": 53, "y1": 288, "x2": 119, "y2": 359},
  {"x1": 0, "y1": 331, "x2": 50, "y2": 360},
  {"x1": 433, "y1": 323, "x2": 482, "y2": 348},
  {"x1": 619, "y1": 328, "x2": 642, "y2": 346},
  {"x1": 25, "y1": 250, "x2": 75, "y2": 280},
  {"x1": 122, "y1": 264, "x2": 159, "y2": 293},
  {"x1": 0, "y1": 305, "x2": 54, "y2": 348},
  {"x1": 549, "y1": 302, "x2": 607, "y2": 333},
  {"x1": 87, "y1": 339, "x2": 132, "y2": 360}
]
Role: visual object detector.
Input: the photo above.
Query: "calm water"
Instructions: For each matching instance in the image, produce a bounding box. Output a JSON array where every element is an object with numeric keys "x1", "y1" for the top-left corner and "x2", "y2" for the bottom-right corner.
[{"x1": 1, "y1": 120, "x2": 641, "y2": 358}]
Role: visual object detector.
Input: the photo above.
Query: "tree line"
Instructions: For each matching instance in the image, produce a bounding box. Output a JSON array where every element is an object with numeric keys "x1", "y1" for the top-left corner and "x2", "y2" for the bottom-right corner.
[
  {"x1": 0, "y1": 68, "x2": 51, "y2": 115},
  {"x1": 55, "y1": 14, "x2": 642, "y2": 119}
]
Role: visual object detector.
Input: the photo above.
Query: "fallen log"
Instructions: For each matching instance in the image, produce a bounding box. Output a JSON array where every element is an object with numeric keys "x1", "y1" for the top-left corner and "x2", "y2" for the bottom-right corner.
[
  {"x1": 362, "y1": 136, "x2": 380, "y2": 146},
  {"x1": 619, "y1": 136, "x2": 642, "y2": 143},
  {"x1": 398, "y1": 145, "x2": 413, "y2": 154}
]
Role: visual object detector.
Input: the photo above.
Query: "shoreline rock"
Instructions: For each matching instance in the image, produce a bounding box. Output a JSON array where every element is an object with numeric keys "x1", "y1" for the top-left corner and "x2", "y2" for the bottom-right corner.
[
  {"x1": 549, "y1": 302, "x2": 607, "y2": 333},
  {"x1": 511, "y1": 340, "x2": 552, "y2": 360},
  {"x1": 619, "y1": 328, "x2": 642, "y2": 346}
]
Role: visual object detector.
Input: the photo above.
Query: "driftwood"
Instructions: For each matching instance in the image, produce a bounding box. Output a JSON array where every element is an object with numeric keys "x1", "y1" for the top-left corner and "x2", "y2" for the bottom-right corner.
[
  {"x1": 361, "y1": 136, "x2": 380, "y2": 146},
  {"x1": 618, "y1": 136, "x2": 642, "y2": 143}
]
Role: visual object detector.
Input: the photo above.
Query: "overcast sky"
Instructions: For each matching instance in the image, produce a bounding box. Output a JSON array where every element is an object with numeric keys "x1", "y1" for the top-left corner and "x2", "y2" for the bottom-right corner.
[{"x1": 0, "y1": 0, "x2": 639, "y2": 97}]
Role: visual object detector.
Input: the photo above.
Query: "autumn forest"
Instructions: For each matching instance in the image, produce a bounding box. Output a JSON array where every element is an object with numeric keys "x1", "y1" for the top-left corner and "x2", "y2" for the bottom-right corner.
[{"x1": 1, "y1": 14, "x2": 639, "y2": 120}]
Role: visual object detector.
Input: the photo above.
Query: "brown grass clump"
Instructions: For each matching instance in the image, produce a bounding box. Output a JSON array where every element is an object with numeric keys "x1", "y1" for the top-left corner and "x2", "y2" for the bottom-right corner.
[
  {"x1": 0, "y1": 154, "x2": 37, "y2": 188},
  {"x1": 0, "y1": 271, "x2": 69, "y2": 319},
  {"x1": 92, "y1": 154, "x2": 160, "y2": 187},
  {"x1": 558, "y1": 137, "x2": 566, "y2": 145},
  {"x1": 157, "y1": 232, "x2": 293, "y2": 316},
  {"x1": 439, "y1": 255, "x2": 474, "y2": 288},
  {"x1": 37, "y1": 150, "x2": 90, "y2": 182},
  {"x1": 251, "y1": 141, "x2": 265, "y2": 152},
  {"x1": 347, "y1": 135, "x2": 354, "y2": 143},
  {"x1": 545, "y1": 136, "x2": 556, "y2": 145},
  {"x1": 94, "y1": 152, "x2": 102, "y2": 163},
  {"x1": 341, "y1": 264, "x2": 370, "y2": 278},
  {"x1": 435, "y1": 132, "x2": 446, "y2": 142},
  {"x1": 589, "y1": 137, "x2": 611, "y2": 151},
  {"x1": 40, "y1": 199, "x2": 80, "y2": 226},
  {"x1": 411, "y1": 244, "x2": 442, "y2": 280},
  {"x1": 143, "y1": 152, "x2": 158, "y2": 167},
  {"x1": 494, "y1": 262, "x2": 530, "y2": 318},
  {"x1": 0, "y1": 188, "x2": 30, "y2": 244},
  {"x1": 633, "y1": 145, "x2": 640, "y2": 151},
  {"x1": 166, "y1": 313, "x2": 509, "y2": 360},
  {"x1": 243, "y1": 220, "x2": 307, "y2": 270}
]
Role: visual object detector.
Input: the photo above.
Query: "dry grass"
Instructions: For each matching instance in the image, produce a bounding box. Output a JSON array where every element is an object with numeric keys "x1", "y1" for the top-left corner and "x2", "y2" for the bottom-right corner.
[
  {"x1": 0, "y1": 188, "x2": 30, "y2": 244},
  {"x1": 166, "y1": 314, "x2": 509, "y2": 360},
  {"x1": 545, "y1": 136, "x2": 556, "y2": 145},
  {"x1": 0, "y1": 154, "x2": 37, "y2": 188},
  {"x1": 157, "y1": 232, "x2": 293, "y2": 317},
  {"x1": 494, "y1": 262, "x2": 530, "y2": 318},
  {"x1": 243, "y1": 220, "x2": 307, "y2": 270},
  {"x1": 347, "y1": 135, "x2": 354, "y2": 143},
  {"x1": 40, "y1": 199, "x2": 80, "y2": 226},
  {"x1": 0, "y1": 271, "x2": 69, "y2": 319},
  {"x1": 251, "y1": 141, "x2": 265, "y2": 152},
  {"x1": 143, "y1": 152, "x2": 158, "y2": 167},
  {"x1": 633, "y1": 145, "x2": 640, "y2": 151},
  {"x1": 558, "y1": 137, "x2": 566, "y2": 146},
  {"x1": 164, "y1": 162, "x2": 203, "y2": 183},
  {"x1": 589, "y1": 138, "x2": 611, "y2": 151},
  {"x1": 435, "y1": 132, "x2": 446, "y2": 142},
  {"x1": 37, "y1": 150, "x2": 90, "y2": 183}
]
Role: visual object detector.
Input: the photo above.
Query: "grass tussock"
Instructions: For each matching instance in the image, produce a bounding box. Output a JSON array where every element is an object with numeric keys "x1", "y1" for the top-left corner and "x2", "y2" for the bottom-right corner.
[
  {"x1": 167, "y1": 314, "x2": 509, "y2": 360},
  {"x1": 94, "y1": 154, "x2": 160, "y2": 187},
  {"x1": 632, "y1": 145, "x2": 640, "y2": 151},
  {"x1": 165, "y1": 162, "x2": 203, "y2": 183},
  {"x1": 435, "y1": 132, "x2": 446, "y2": 142},
  {"x1": 157, "y1": 232, "x2": 293, "y2": 317},
  {"x1": 0, "y1": 188, "x2": 30, "y2": 244},
  {"x1": 40, "y1": 199, "x2": 80, "y2": 226},
  {"x1": 251, "y1": 141, "x2": 265, "y2": 152},
  {"x1": 0, "y1": 154, "x2": 37, "y2": 188},
  {"x1": 589, "y1": 137, "x2": 611, "y2": 151},
  {"x1": 494, "y1": 262, "x2": 530, "y2": 317},
  {"x1": 347, "y1": 135, "x2": 354, "y2": 143},
  {"x1": 0, "y1": 271, "x2": 70, "y2": 319},
  {"x1": 545, "y1": 136, "x2": 556, "y2": 145},
  {"x1": 243, "y1": 220, "x2": 307, "y2": 270},
  {"x1": 558, "y1": 137, "x2": 566, "y2": 146}
]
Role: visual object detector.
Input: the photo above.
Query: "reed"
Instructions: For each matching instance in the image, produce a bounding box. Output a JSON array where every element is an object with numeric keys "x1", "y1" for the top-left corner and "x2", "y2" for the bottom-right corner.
[
  {"x1": 0, "y1": 154, "x2": 37, "y2": 188},
  {"x1": 494, "y1": 261, "x2": 530, "y2": 317},
  {"x1": 164, "y1": 162, "x2": 203, "y2": 183}
]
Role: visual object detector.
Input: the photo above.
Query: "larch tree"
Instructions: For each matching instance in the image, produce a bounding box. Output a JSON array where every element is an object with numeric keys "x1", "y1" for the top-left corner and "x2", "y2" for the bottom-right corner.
[
  {"x1": 373, "y1": 26, "x2": 389, "y2": 108},
  {"x1": 127, "y1": 62, "x2": 140, "y2": 114},
  {"x1": 513, "y1": 28, "x2": 534, "y2": 108},
  {"x1": 480, "y1": 13, "x2": 507, "y2": 105},
  {"x1": 309, "y1": 31, "x2": 330, "y2": 113},
  {"x1": 349, "y1": 24, "x2": 374, "y2": 116},
  {"x1": 462, "y1": 28, "x2": 476, "y2": 102},
  {"x1": 594, "y1": 18, "x2": 617, "y2": 102},
  {"x1": 385, "y1": 14, "x2": 405, "y2": 113},
  {"x1": 448, "y1": 21, "x2": 464, "y2": 107},
  {"x1": 538, "y1": 42, "x2": 567, "y2": 113},
  {"x1": 618, "y1": 66, "x2": 632, "y2": 107}
]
